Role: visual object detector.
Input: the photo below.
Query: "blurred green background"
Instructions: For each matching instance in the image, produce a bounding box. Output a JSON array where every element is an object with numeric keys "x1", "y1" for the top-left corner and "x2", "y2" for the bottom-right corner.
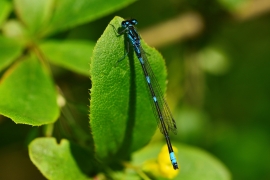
[{"x1": 1, "y1": 0, "x2": 270, "y2": 179}]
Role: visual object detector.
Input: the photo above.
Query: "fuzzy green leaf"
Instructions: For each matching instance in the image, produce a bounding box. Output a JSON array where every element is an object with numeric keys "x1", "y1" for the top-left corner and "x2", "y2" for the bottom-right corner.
[
  {"x1": 0, "y1": 0, "x2": 12, "y2": 27},
  {"x1": 0, "y1": 56, "x2": 59, "y2": 125},
  {"x1": 90, "y1": 17, "x2": 167, "y2": 160},
  {"x1": 133, "y1": 143, "x2": 231, "y2": 180},
  {"x1": 44, "y1": 0, "x2": 136, "y2": 35},
  {"x1": 0, "y1": 36, "x2": 22, "y2": 72},
  {"x1": 14, "y1": 0, "x2": 54, "y2": 34},
  {"x1": 29, "y1": 138, "x2": 92, "y2": 180},
  {"x1": 39, "y1": 40, "x2": 95, "y2": 76}
]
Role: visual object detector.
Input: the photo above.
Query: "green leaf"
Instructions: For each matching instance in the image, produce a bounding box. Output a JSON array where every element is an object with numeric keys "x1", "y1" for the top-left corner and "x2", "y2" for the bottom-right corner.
[
  {"x1": 29, "y1": 138, "x2": 92, "y2": 180},
  {"x1": 44, "y1": 0, "x2": 136, "y2": 36},
  {"x1": 90, "y1": 17, "x2": 167, "y2": 160},
  {"x1": 39, "y1": 40, "x2": 95, "y2": 76},
  {"x1": 0, "y1": 56, "x2": 59, "y2": 125},
  {"x1": 132, "y1": 143, "x2": 231, "y2": 180},
  {"x1": 14, "y1": 0, "x2": 54, "y2": 34},
  {"x1": 0, "y1": 0, "x2": 12, "y2": 27},
  {"x1": 0, "y1": 36, "x2": 22, "y2": 72}
]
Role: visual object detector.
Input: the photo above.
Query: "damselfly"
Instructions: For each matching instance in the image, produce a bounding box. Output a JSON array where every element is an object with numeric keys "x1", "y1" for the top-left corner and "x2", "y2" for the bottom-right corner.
[{"x1": 112, "y1": 19, "x2": 178, "y2": 170}]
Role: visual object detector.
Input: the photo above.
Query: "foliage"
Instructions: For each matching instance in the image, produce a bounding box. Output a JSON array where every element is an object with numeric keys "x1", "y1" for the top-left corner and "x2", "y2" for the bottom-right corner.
[{"x1": 2, "y1": 0, "x2": 269, "y2": 179}]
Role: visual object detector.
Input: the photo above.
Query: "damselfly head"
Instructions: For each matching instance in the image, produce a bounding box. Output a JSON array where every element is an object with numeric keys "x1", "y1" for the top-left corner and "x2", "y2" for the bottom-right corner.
[
  {"x1": 122, "y1": 19, "x2": 138, "y2": 28},
  {"x1": 131, "y1": 19, "x2": 138, "y2": 25},
  {"x1": 121, "y1": 20, "x2": 129, "y2": 28}
]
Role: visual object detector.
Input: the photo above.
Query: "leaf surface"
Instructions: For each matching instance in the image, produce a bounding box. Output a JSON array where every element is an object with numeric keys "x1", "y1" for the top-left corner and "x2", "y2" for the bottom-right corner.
[
  {"x1": 39, "y1": 40, "x2": 95, "y2": 75},
  {"x1": 90, "y1": 17, "x2": 167, "y2": 160},
  {"x1": 0, "y1": 0, "x2": 12, "y2": 27},
  {"x1": 29, "y1": 138, "x2": 92, "y2": 180},
  {"x1": 0, "y1": 56, "x2": 59, "y2": 125},
  {"x1": 0, "y1": 36, "x2": 22, "y2": 72},
  {"x1": 133, "y1": 143, "x2": 231, "y2": 180},
  {"x1": 45, "y1": 0, "x2": 136, "y2": 35},
  {"x1": 14, "y1": 0, "x2": 54, "y2": 34}
]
